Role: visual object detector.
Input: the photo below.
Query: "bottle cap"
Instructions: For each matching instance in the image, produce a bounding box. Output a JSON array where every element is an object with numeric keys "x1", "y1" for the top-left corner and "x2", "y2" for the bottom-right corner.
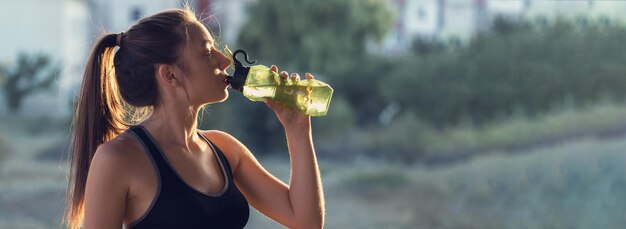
[{"x1": 225, "y1": 49, "x2": 256, "y2": 92}]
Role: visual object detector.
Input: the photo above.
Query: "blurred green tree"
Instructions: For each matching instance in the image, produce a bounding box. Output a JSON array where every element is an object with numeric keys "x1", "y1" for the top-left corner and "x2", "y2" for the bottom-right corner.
[
  {"x1": 412, "y1": 37, "x2": 447, "y2": 56},
  {"x1": 237, "y1": 0, "x2": 393, "y2": 73},
  {"x1": 226, "y1": 3, "x2": 626, "y2": 160},
  {"x1": 492, "y1": 16, "x2": 532, "y2": 35},
  {"x1": 227, "y1": 0, "x2": 393, "y2": 153},
  {"x1": 0, "y1": 134, "x2": 8, "y2": 164},
  {"x1": 0, "y1": 53, "x2": 59, "y2": 112},
  {"x1": 381, "y1": 18, "x2": 626, "y2": 129},
  {"x1": 360, "y1": 17, "x2": 626, "y2": 160}
]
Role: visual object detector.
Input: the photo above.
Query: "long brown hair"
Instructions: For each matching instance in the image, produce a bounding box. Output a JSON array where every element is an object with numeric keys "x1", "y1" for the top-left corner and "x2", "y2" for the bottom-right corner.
[{"x1": 64, "y1": 8, "x2": 198, "y2": 229}]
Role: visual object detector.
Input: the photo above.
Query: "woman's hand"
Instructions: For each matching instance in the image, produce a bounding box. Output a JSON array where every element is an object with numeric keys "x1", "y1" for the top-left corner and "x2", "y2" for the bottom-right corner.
[{"x1": 264, "y1": 65, "x2": 313, "y2": 132}]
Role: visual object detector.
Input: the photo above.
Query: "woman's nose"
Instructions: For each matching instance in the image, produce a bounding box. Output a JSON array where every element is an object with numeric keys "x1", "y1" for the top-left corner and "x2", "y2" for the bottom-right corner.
[{"x1": 214, "y1": 50, "x2": 231, "y2": 70}]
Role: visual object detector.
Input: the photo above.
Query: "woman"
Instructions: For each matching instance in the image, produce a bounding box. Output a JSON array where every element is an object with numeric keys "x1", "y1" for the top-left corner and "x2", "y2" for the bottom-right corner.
[{"x1": 64, "y1": 7, "x2": 325, "y2": 229}]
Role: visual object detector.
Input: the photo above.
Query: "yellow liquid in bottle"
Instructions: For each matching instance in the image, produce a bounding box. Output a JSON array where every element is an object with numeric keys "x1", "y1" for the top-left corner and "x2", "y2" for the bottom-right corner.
[{"x1": 241, "y1": 65, "x2": 333, "y2": 116}]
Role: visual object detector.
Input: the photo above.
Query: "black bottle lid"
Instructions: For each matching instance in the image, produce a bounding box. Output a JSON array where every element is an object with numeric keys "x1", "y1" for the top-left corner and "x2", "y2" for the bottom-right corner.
[{"x1": 226, "y1": 49, "x2": 256, "y2": 92}]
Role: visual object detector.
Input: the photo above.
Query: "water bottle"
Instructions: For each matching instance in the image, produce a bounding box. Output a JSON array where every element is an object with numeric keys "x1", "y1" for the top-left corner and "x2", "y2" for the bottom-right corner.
[{"x1": 224, "y1": 48, "x2": 333, "y2": 116}]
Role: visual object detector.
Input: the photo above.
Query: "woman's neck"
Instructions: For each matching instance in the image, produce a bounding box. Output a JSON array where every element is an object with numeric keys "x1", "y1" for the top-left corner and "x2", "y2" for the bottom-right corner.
[{"x1": 140, "y1": 104, "x2": 203, "y2": 153}]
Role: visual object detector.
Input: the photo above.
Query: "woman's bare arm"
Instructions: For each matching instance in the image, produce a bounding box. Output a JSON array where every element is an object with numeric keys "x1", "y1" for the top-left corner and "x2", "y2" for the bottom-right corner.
[
  {"x1": 203, "y1": 67, "x2": 325, "y2": 229},
  {"x1": 83, "y1": 143, "x2": 130, "y2": 228},
  {"x1": 206, "y1": 130, "x2": 324, "y2": 229}
]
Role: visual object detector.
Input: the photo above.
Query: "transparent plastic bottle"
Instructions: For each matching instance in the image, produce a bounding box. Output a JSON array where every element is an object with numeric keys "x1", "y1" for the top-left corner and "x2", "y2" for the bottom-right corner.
[{"x1": 225, "y1": 48, "x2": 333, "y2": 116}]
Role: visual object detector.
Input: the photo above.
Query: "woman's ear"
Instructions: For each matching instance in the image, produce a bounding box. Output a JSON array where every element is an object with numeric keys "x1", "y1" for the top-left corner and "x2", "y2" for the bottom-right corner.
[{"x1": 156, "y1": 64, "x2": 179, "y2": 88}]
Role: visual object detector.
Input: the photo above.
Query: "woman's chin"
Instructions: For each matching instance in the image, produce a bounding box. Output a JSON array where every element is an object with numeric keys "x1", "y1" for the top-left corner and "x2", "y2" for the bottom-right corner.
[{"x1": 217, "y1": 91, "x2": 229, "y2": 102}]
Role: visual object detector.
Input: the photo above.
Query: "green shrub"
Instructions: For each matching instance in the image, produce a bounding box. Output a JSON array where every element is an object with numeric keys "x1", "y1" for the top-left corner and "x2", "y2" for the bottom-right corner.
[
  {"x1": 358, "y1": 100, "x2": 626, "y2": 162},
  {"x1": 361, "y1": 112, "x2": 432, "y2": 161},
  {"x1": 0, "y1": 134, "x2": 9, "y2": 164},
  {"x1": 342, "y1": 169, "x2": 409, "y2": 198},
  {"x1": 313, "y1": 96, "x2": 355, "y2": 141},
  {"x1": 350, "y1": 18, "x2": 626, "y2": 129}
]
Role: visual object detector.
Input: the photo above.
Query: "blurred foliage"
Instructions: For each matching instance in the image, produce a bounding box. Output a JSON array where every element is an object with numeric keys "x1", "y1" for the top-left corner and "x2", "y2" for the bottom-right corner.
[
  {"x1": 361, "y1": 100, "x2": 626, "y2": 163},
  {"x1": 0, "y1": 52, "x2": 59, "y2": 112},
  {"x1": 222, "y1": 0, "x2": 392, "y2": 153},
  {"x1": 341, "y1": 168, "x2": 409, "y2": 198},
  {"x1": 237, "y1": 0, "x2": 393, "y2": 73},
  {"x1": 312, "y1": 96, "x2": 355, "y2": 141},
  {"x1": 361, "y1": 113, "x2": 430, "y2": 162},
  {"x1": 381, "y1": 17, "x2": 626, "y2": 129},
  {"x1": 331, "y1": 55, "x2": 397, "y2": 126},
  {"x1": 218, "y1": 9, "x2": 626, "y2": 161},
  {"x1": 0, "y1": 134, "x2": 8, "y2": 164},
  {"x1": 412, "y1": 37, "x2": 447, "y2": 56},
  {"x1": 382, "y1": 18, "x2": 626, "y2": 160},
  {"x1": 351, "y1": 17, "x2": 626, "y2": 160},
  {"x1": 20, "y1": 116, "x2": 68, "y2": 136},
  {"x1": 311, "y1": 96, "x2": 358, "y2": 158}
]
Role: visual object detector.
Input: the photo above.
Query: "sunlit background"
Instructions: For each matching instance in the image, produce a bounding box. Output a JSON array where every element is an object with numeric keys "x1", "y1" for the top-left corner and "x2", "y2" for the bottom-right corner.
[{"x1": 2, "y1": 0, "x2": 626, "y2": 228}]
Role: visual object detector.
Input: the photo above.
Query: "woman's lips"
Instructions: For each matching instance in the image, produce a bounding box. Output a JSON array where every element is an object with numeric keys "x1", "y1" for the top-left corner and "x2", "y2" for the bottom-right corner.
[{"x1": 222, "y1": 75, "x2": 230, "y2": 85}]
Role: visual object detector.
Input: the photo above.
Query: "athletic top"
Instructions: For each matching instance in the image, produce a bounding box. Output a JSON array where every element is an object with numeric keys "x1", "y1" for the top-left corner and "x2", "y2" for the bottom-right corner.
[{"x1": 127, "y1": 125, "x2": 249, "y2": 229}]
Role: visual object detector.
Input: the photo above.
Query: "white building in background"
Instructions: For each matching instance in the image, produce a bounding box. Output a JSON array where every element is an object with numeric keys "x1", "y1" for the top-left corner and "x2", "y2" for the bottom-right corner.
[
  {"x1": 381, "y1": 0, "x2": 490, "y2": 54},
  {"x1": 380, "y1": 0, "x2": 489, "y2": 54},
  {"x1": 521, "y1": 1, "x2": 626, "y2": 23},
  {"x1": 380, "y1": 0, "x2": 440, "y2": 53},
  {"x1": 0, "y1": 0, "x2": 88, "y2": 117},
  {"x1": 441, "y1": 0, "x2": 489, "y2": 38},
  {"x1": 522, "y1": 0, "x2": 592, "y2": 18}
]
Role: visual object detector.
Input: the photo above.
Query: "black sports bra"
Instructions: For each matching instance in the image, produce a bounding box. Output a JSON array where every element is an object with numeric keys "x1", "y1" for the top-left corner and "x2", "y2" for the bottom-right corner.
[{"x1": 127, "y1": 125, "x2": 249, "y2": 229}]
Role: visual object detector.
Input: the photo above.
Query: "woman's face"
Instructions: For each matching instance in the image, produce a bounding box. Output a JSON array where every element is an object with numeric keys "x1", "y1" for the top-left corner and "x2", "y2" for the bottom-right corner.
[{"x1": 176, "y1": 22, "x2": 231, "y2": 106}]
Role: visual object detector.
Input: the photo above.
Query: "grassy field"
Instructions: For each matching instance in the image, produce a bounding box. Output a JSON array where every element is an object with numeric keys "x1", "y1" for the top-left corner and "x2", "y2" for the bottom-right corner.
[{"x1": 2, "y1": 112, "x2": 626, "y2": 228}]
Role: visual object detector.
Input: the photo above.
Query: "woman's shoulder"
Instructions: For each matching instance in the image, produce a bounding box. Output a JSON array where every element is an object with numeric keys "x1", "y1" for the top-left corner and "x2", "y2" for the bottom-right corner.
[
  {"x1": 87, "y1": 132, "x2": 145, "y2": 193},
  {"x1": 99, "y1": 131, "x2": 143, "y2": 156},
  {"x1": 199, "y1": 130, "x2": 248, "y2": 151},
  {"x1": 199, "y1": 130, "x2": 248, "y2": 167},
  {"x1": 200, "y1": 129, "x2": 238, "y2": 142},
  {"x1": 92, "y1": 131, "x2": 146, "y2": 174}
]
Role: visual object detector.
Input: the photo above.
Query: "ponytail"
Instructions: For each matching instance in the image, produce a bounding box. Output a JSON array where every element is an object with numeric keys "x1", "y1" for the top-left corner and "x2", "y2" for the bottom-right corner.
[
  {"x1": 64, "y1": 33, "x2": 129, "y2": 229},
  {"x1": 63, "y1": 8, "x2": 199, "y2": 228}
]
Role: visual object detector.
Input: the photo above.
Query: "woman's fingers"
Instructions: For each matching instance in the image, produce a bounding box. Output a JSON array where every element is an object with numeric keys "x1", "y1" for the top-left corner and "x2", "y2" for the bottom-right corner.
[
  {"x1": 274, "y1": 66, "x2": 311, "y2": 81},
  {"x1": 290, "y1": 73, "x2": 300, "y2": 81}
]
